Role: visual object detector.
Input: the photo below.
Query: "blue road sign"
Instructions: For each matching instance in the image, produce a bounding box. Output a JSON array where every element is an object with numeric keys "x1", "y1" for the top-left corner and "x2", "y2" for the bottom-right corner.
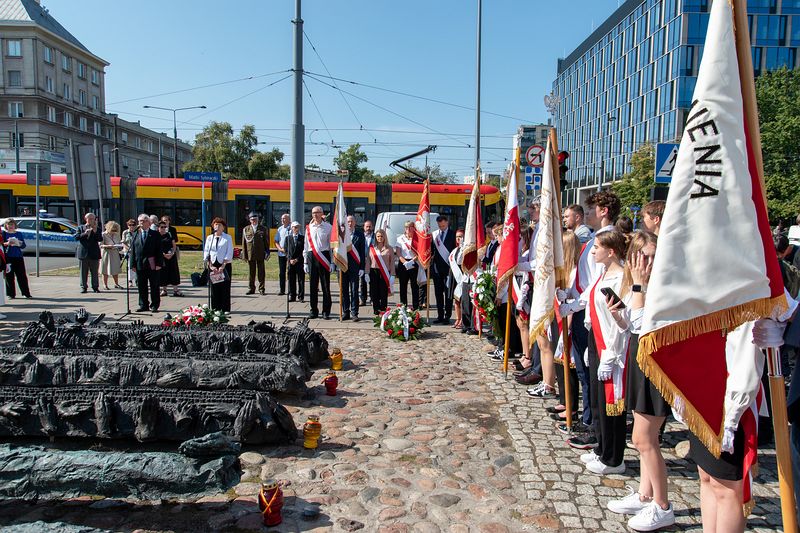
[
  {"x1": 654, "y1": 143, "x2": 679, "y2": 184},
  {"x1": 184, "y1": 171, "x2": 222, "y2": 182}
]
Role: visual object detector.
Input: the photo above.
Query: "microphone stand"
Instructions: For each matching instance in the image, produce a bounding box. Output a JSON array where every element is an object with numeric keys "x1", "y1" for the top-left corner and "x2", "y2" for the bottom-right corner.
[{"x1": 115, "y1": 251, "x2": 146, "y2": 321}]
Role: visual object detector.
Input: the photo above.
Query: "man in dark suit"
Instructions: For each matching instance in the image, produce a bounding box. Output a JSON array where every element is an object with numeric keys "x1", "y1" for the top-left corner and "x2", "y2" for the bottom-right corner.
[
  {"x1": 430, "y1": 215, "x2": 456, "y2": 324},
  {"x1": 341, "y1": 215, "x2": 365, "y2": 322},
  {"x1": 284, "y1": 221, "x2": 305, "y2": 302},
  {"x1": 360, "y1": 220, "x2": 374, "y2": 306},
  {"x1": 74, "y1": 212, "x2": 103, "y2": 293},
  {"x1": 129, "y1": 213, "x2": 163, "y2": 312},
  {"x1": 482, "y1": 222, "x2": 499, "y2": 269}
]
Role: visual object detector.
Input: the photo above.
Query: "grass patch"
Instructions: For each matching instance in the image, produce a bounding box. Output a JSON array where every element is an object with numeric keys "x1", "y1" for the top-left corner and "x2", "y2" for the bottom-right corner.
[{"x1": 43, "y1": 251, "x2": 283, "y2": 282}]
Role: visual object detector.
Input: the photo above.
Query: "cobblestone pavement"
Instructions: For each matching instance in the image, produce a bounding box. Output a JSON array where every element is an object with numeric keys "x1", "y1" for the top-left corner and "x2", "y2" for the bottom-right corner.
[{"x1": 0, "y1": 284, "x2": 788, "y2": 532}]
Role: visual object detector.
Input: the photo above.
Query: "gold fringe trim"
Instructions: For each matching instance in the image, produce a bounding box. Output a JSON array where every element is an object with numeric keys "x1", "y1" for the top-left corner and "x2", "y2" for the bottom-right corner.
[
  {"x1": 496, "y1": 267, "x2": 516, "y2": 294},
  {"x1": 606, "y1": 398, "x2": 625, "y2": 417},
  {"x1": 742, "y1": 498, "x2": 755, "y2": 518},
  {"x1": 528, "y1": 310, "x2": 555, "y2": 346},
  {"x1": 461, "y1": 243, "x2": 478, "y2": 276},
  {"x1": 638, "y1": 294, "x2": 788, "y2": 458},
  {"x1": 333, "y1": 255, "x2": 348, "y2": 272}
]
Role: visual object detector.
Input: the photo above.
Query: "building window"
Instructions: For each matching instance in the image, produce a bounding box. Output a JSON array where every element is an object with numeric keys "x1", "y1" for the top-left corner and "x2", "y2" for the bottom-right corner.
[
  {"x1": 752, "y1": 47, "x2": 763, "y2": 75},
  {"x1": 79, "y1": 89, "x2": 86, "y2": 106},
  {"x1": 48, "y1": 136, "x2": 57, "y2": 151},
  {"x1": 10, "y1": 133, "x2": 24, "y2": 148},
  {"x1": 47, "y1": 106, "x2": 56, "y2": 122},
  {"x1": 785, "y1": 0, "x2": 800, "y2": 14},
  {"x1": 765, "y1": 47, "x2": 796, "y2": 70},
  {"x1": 43, "y1": 45, "x2": 53, "y2": 63},
  {"x1": 63, "y1": 83, "x2": 71, "y2": 100},
  {"x1": 77, "y1": 62, "x2": 86, "y2": 78},
  {"x1": 687, "y1": 13, "x2": 711, "y2": 44},
  {"x1": 94, "y1": 122, "x2": 102, "y2": 136},
  {"x1": 79, "y1": 117, "x2": 87, "y2": 132},
  {"x1": 121, "y1": 132, "x2": 128, "y2": 145},
  {"x1": 45, "y1": 75, "x2": 54, "y2": 93},
  {"x1": 92, "y1": 95, "x2": 99, "y2": 110},
  {"x1": 61, "y1": 55, "x2": 71, "y2": 71},
  {"x1": 7, "y1": 40, "x2": 21, "y2": 57},
  {"x1": 755, "y1": 15, "x2": 787, "y2": 46},
  {"x1": 748, "y1": 0, "x2": 777, "y2": 14},
  {"x1": 122, "y1": 156, "x2": 129, "y2": 168},
  {"x1": 64, "y1": 111, "x2": 73, "y2": 127},
  {"x1": 134, "y1": 136, "x2": 141, "y2": 149},
  {"x1": 91, "y1": 69, "x2": 100, "y2": 85},
  {"x1": 8, "y1": 101, "x2": 23, "y2": 118},
  {"x1": 683, "y1": 0, "x2": 709, "y2": 12},
  {"x1": 793, "y1": 16, "x2": 800, "y2": 45},
  {"x1": 7, "y1": 70, "x2": 21, "y2": 87}
]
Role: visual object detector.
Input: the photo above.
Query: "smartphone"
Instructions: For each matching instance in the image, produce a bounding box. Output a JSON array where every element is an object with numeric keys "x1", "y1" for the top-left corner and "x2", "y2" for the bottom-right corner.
[{"x1": 600, "y1": 287, "x2": 626, "y2": 309}]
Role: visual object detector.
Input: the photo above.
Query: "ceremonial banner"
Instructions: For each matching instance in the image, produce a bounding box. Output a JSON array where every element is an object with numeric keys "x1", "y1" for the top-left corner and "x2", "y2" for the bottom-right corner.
[
  {"x1": 496, "y1": 165, "x2": 520, "y2": 291},
  {"x1": 413, "y1": 179, "x2": 433, "y2": 269},
  {"x1": 330, "y1": 182, "x2": 352, "y2": 272},
  {"x1": 638, "y1": 0, "x2": 785, "y2": 457},
  {"x1": 462, "y1": 174, "x2": 484, "y2": 275},
  {"x1": 529, "y1": 137, "x2": 564, "y2": 340}
]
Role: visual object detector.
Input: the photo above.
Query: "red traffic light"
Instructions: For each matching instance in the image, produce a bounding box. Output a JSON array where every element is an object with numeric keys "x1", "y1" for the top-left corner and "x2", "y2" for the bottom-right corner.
[{"x1": 557, "y1": 151, "x2": 570, "y2": 165}]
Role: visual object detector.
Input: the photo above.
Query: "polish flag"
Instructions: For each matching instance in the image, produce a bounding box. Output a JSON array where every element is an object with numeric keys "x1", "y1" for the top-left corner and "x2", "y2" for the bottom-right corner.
[
  {"x1": 495, "y1": 165, "x2": 520, "y2": 292},
  {"x1": 413, "y1": 179, "x2": 432, "y2": 269},
  {"x1": 330, "y1": 181, "x2": 352, "y2": 272},
  {"x1": 638, "y1": 0, "x2": 785, "y2": 460},
  {"x1": 462, "y1": 174, "x2": 484, "y2": 275}
]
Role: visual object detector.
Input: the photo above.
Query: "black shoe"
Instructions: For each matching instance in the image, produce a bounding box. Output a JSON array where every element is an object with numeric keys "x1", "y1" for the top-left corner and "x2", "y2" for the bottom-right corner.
[
  {"x1": 360, "y1": 301, "x2": 367, "y2": 307},
  {"x1": 466, "y1": 329, "x2": 478, "y2": 336},
  {"x1": 136, "y1": 307, "x2": 148, "y2": 312},
  {"x1": 310, "y1": 312, "x2": 319, "y2": 319},
  {"x1": 299, "y1": 297, "x2": 305, "y2": 302},
  {"x1": 81, "y1": 288, "x2": 88, "y2": 293},
  {"x1": 513, "y1": 366, "x2": 534, "y2": 377},
  {"x1": 23, "y1": 294, "x2": 32, "y2": 299},
  {"x1": 341, "y1": 314, "x2": 350, "y2": 321},
  {"x1": 512, "y1": 360, "x2": 525, "y2": 372},
  {"x1": 278, "y1": 291, "x2": 286, "y2": 296},
  {"x1": 246, "y1": 290, "x2": 256, "y2": 295},
  {"x1": 7, "y1": 295, "x2": 14, "y2": 299},
  {"x1": 260, "y1": 290, "x2": 266, "y2": 295},
  {"x1": 546, "y1": 406, "x2": 567, "y2": 415},
  {"x1": 289, "y1": 297, "x2": 297, "y2": 302},
  {"x1": 567, "y1": 434, "x2": 598, "y2": 450},
  {"x1": 150, "y1": 307, "x2": 158, "y2": 313},
  {"x1": 93, "y1": 288, "x2": 100, "y2": 293},
  {"x1": 322, "y1": 313, "x2": 331, "y2": 320},
  {"x1": 550, "y1": 412, "x2": 578, "y2": 422},
  {"x1": 558, "y1": 421, "x2": 592, "y2": 436}
]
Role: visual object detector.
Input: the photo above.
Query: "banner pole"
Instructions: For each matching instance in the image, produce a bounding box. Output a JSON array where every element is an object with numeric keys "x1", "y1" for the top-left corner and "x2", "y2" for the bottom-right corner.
[
  {"x1": 502, "y1": 297, "x2": 512, "y2": 377},
  {"x1": 338, "y1": 269, "x2": 343, "y2": 321},
  {"x1": 426, "y1": 266, "x2": 431, "y2": 325},
  {"x1": 561, "y1": 317, "x2": 573, "y2": 431}
]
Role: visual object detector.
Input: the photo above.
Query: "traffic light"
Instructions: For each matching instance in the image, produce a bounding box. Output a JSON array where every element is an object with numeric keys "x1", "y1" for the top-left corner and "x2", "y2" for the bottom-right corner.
[{"x1": 557, "y1": 151, "x2": 570, "y2": 190}]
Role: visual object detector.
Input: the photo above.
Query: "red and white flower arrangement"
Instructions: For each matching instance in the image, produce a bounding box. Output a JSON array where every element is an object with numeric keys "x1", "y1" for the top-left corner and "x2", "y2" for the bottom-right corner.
[{"x1": 163, "y1": 304, "x2": 229, "y2": 327}]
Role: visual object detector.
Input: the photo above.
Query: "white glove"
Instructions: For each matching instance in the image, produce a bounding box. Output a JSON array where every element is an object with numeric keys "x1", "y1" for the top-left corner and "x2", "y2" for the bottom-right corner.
[
  {"x1": 721, "y1": 425, "x2": 737, "y2": 454},
  {"x1": 597, "y1": 359, "x2": 614, "y2": 381},
  {"x1": 583, "y1": 348, "x2": 589, "y2": 367},
  {"x1": 358, "y1": 270, "x2": 364, "y2": 278},
  {"x1": 389, "y1": 275, "x2": 395, "y2": 287},
  {"x1": 556, "y1": 289, "x2": 568, "y2": 304},
  {"x1": 364, "y1": 273, "x2": 370, "y2": 283},
  {"x1": 752, "y1": 318, "x2": 787, "y2": 349},
  {"x1": 558, "y1": 302, "x2": 573, "y2": 318},
  {"x1": 303, "y1": 263, "x2": 309, "y2": 275}
]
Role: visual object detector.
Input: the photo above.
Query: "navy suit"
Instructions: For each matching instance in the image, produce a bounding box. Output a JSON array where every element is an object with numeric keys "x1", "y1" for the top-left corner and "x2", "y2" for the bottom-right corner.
[
  {"x1": 342, "y1": 229, "x2": 365, "y2": 318},
  {"x1": 129, "y1": 227, "x2": 164, "y2": 311},
  {"x1": 431, "y1": 227, "x2": 456, "y2": 321},
  {"x1": 360, "y1": 232, "x2": 375, "y2": 304}
]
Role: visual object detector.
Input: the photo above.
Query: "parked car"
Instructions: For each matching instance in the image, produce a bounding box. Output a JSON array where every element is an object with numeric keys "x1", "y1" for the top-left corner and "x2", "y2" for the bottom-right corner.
[
  {"x1": 0, "y1": 215, "x2": 79, "y2": 254},
  {"x1": 375, "y1": 211, "x2": 440, "y2": 252}
]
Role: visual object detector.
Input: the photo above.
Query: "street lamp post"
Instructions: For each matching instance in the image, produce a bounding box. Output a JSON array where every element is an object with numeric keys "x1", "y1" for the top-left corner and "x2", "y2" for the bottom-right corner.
[{"x1": 142, "y1": 105, "x2": 205, "y2": 177}]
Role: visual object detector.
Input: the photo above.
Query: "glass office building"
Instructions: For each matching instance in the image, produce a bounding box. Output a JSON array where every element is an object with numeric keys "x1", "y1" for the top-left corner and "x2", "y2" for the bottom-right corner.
[{"x1": 552, "y1": 0, "x2": 800, "y2": 202}]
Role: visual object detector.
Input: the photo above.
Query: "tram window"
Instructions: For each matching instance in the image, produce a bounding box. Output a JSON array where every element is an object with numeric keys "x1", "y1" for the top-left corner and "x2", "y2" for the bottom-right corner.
[
  {"x1": 143, "y1": 200, "x2": 173, "y2": 220},
  {"x1": 174, "y1": 201, "x2": 202, "y2": 226},
  {"x1": 271, "y1": 202, "x2": 289, "y2": 228}
]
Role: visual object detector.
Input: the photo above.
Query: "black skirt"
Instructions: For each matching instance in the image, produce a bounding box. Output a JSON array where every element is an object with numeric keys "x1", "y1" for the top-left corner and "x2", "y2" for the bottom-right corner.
[
  {"x1": 688, "y1": 424, "x2": 745, "y2": 481},
  {"x1": 626, "y1": 333, "x2": 671, "y2": 418}
]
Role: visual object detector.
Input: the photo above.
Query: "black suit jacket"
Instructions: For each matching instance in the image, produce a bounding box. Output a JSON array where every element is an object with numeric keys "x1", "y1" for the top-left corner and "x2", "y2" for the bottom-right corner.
[
  {"x1": 74, "y1": 225, "x2": 102, "y2": 260},
  {"x1": 284, "y1": 232, "x2": 305, "y2": 262},
  {"x1": 129, "y1": 228, "x2": 164, "y2": 271},
  {"x1": 431, "y1": 227, "x2": 456, "y2": 276},
  {"x1": 482, "y1": 239, "x2": 499, "y2": 267},
  {"x1": 348, "y1": 229, "x2": 366, "y2": 272}
]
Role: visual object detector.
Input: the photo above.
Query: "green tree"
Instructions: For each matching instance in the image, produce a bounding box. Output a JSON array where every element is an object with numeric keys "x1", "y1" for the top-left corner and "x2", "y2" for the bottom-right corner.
[
  {"x1": 333, "y1": 144, "x2": 371, "y2": 182},
  {"x1": 611, "y1": 143, "x2": 665, "y2": 218},
  {"x1": 756, "y1": 67, "x2": 800, "y2": 224},
  {"x1": 183, "y1": 122, "x2": 284, "y2": 180}
]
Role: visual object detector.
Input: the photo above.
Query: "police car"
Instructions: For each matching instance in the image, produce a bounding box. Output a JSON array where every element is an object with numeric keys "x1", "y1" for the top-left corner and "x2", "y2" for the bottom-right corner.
[{"x1": 0, "y1": 215, "x2": 79, "y2": 254}]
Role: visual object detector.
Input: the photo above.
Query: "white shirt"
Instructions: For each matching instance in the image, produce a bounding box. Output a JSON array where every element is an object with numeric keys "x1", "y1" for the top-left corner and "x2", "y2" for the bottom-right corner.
[
  {"x1": 584, "y1": 271, "x2": 629, "y2": 367},
  {"x1": 577, "y1": 224, "x2": 615, "y2": 295},
  {"x1": 395, "y1": 234, "x2": 416, "y2": 260},
  {"x1": 304, "y1": 220, "x2": 332, "y2": 266},
  {"x1": 204, "y1": 232, "x2": 234, "y2": 265},
  {"x1": 275, "y1": 224, "x2": 291, "y2": 256}
]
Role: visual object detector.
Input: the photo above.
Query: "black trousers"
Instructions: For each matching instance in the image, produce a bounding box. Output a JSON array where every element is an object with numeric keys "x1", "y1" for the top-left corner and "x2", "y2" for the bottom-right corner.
[
  {"x1": 5, "y1": 256, "x2": 30, "y2": 297},
  {"x1": 588, "y1": 333, "x2": 627, "y2": 467},
  {"x1": 248, "y1": 260, "x2": 265, "y2": 292},
  {"x1": 210, "y1": 262, "x2": 232, "y2": 312},
  {"x1": 136, "y1": 267, "x2": 160, "y2": 310},
  {"x1": 309, "y1": 252, "x2": 332, "y2": 315},
  {"x1": 556, "y1": 362, "x2": 580, "y2": 413},
  {"x1": 571, "y1": 311, "x2": 593, "y2": 426},
  {"x1": 397, "y1": 263, "x2": 419, "y2": 309},
  {"x1": 288, "y1": 261, "x2": 305, "y2": 299},
  {"x1": 461, "y1": 281, "x2": 475, "y2": 331},
  {"x1": 497, "y1": 302, "x2": 522, "y2": 353},
  {"x1": 432, "y1": 268, "x2": 452, "y2": 320},
  {"x1": 340, "y1": 270, "x2": 360, "y2": 317},
  {"x1": 370, "y1": 268, "x2": 388, "y2": 313},
  {"x1": 278, "y1": 256, "x2": 287, "y2": 293},
  {"x1": 360, "y1": 276, "x2": 369, "y2": 304}
]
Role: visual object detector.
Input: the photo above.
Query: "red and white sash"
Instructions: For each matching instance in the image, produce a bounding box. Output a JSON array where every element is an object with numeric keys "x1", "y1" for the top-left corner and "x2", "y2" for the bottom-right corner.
[
  {"x1": 306, "y1": 224, "x2": 331, "y2": 272},
  {"x1": 589, "y1": 277, "x2": 628, "y2": 416},
  {"x1": 348, "y1": 245, "x2": 360, "y2": 264},
  {"x1": 433, "y1": 230, "x2": 449, "y2": 262},
  {"x1": 369, "y1": 245, "x2": 392, "y2": 295},
  {"x1": 575, "y1": 242, "x2": 589, "y2": 294}
]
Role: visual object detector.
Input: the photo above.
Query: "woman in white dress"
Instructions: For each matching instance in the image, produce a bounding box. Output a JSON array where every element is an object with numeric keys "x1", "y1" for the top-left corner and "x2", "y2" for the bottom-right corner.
[{"x1": 100, "y1": 220, "x2": 123, "y2": 289}]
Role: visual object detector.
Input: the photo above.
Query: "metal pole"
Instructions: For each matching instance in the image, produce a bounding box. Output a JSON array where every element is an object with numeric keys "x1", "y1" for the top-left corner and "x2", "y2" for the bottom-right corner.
[
  {"x1": 68, "y1": 140, "x2": 81, "y2": 223},
  {"x1": 201, "y1": 180, "x2": 207, "y2": 244},
  {"x1": 474, "y1": 0, "x2": 482, "y2": 182},
  {"x1": 14, "y1": 120, "x2": 20, "y2": 173},
  {"x1": 35, "y1": 165, "x2": 40, "y2": 277},
  {"x1": 93, "y1": 140, "x2": 105, "y2": 224},
  {"x1": 290, "y1": 0, "x2": 305, "y2": 226},
  {"x1": 172, "y1": 110, "x2": 178, "y2": 178},
  {"x1": 158, "y1": 137, "x2": 163, "y2": 177},
  {"x1": 112, "y1": 115, "x2": 120, "y2": 177}
]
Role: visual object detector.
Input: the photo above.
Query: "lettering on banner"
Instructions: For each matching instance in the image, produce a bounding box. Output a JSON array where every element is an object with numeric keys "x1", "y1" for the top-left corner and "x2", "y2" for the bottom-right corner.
[{"x1": 685, "y1": 100, "x2": 722, "y2": 199}]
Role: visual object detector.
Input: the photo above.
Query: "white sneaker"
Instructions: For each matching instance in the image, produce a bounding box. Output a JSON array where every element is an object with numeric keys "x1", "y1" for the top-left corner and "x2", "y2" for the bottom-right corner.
[
  {"x1": 627, "y1": 502, "x2": 675, "y2": 531},
  {"x1": 607, "y1": 487, "x2": 649, "y2": 514},
  {"x1": 580, "y1": 450, "x2": 598, "y2": 464},
  {"x1": 586, "y1": 459, "x2": 625, "y2": 475},
  {"x1": 527, "y1": 383, "x2": 545, "y2": 395}
]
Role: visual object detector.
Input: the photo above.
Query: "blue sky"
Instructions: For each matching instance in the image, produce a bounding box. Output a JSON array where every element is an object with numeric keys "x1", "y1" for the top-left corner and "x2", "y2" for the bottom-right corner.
[{"x1": 46, "y1": 0, "x2": 623, "y2": 178}]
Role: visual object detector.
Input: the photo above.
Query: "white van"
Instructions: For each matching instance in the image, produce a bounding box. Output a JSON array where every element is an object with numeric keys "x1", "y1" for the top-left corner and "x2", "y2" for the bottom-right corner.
[{"x1": 375, "y1": 211, "x2": 440, "y2": 249}]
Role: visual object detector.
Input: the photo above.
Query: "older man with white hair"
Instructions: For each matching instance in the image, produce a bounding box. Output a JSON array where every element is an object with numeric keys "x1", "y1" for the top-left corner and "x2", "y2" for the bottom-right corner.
[{"x1": 74, "y1": 212, "x2": 103, "y2": 293}]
